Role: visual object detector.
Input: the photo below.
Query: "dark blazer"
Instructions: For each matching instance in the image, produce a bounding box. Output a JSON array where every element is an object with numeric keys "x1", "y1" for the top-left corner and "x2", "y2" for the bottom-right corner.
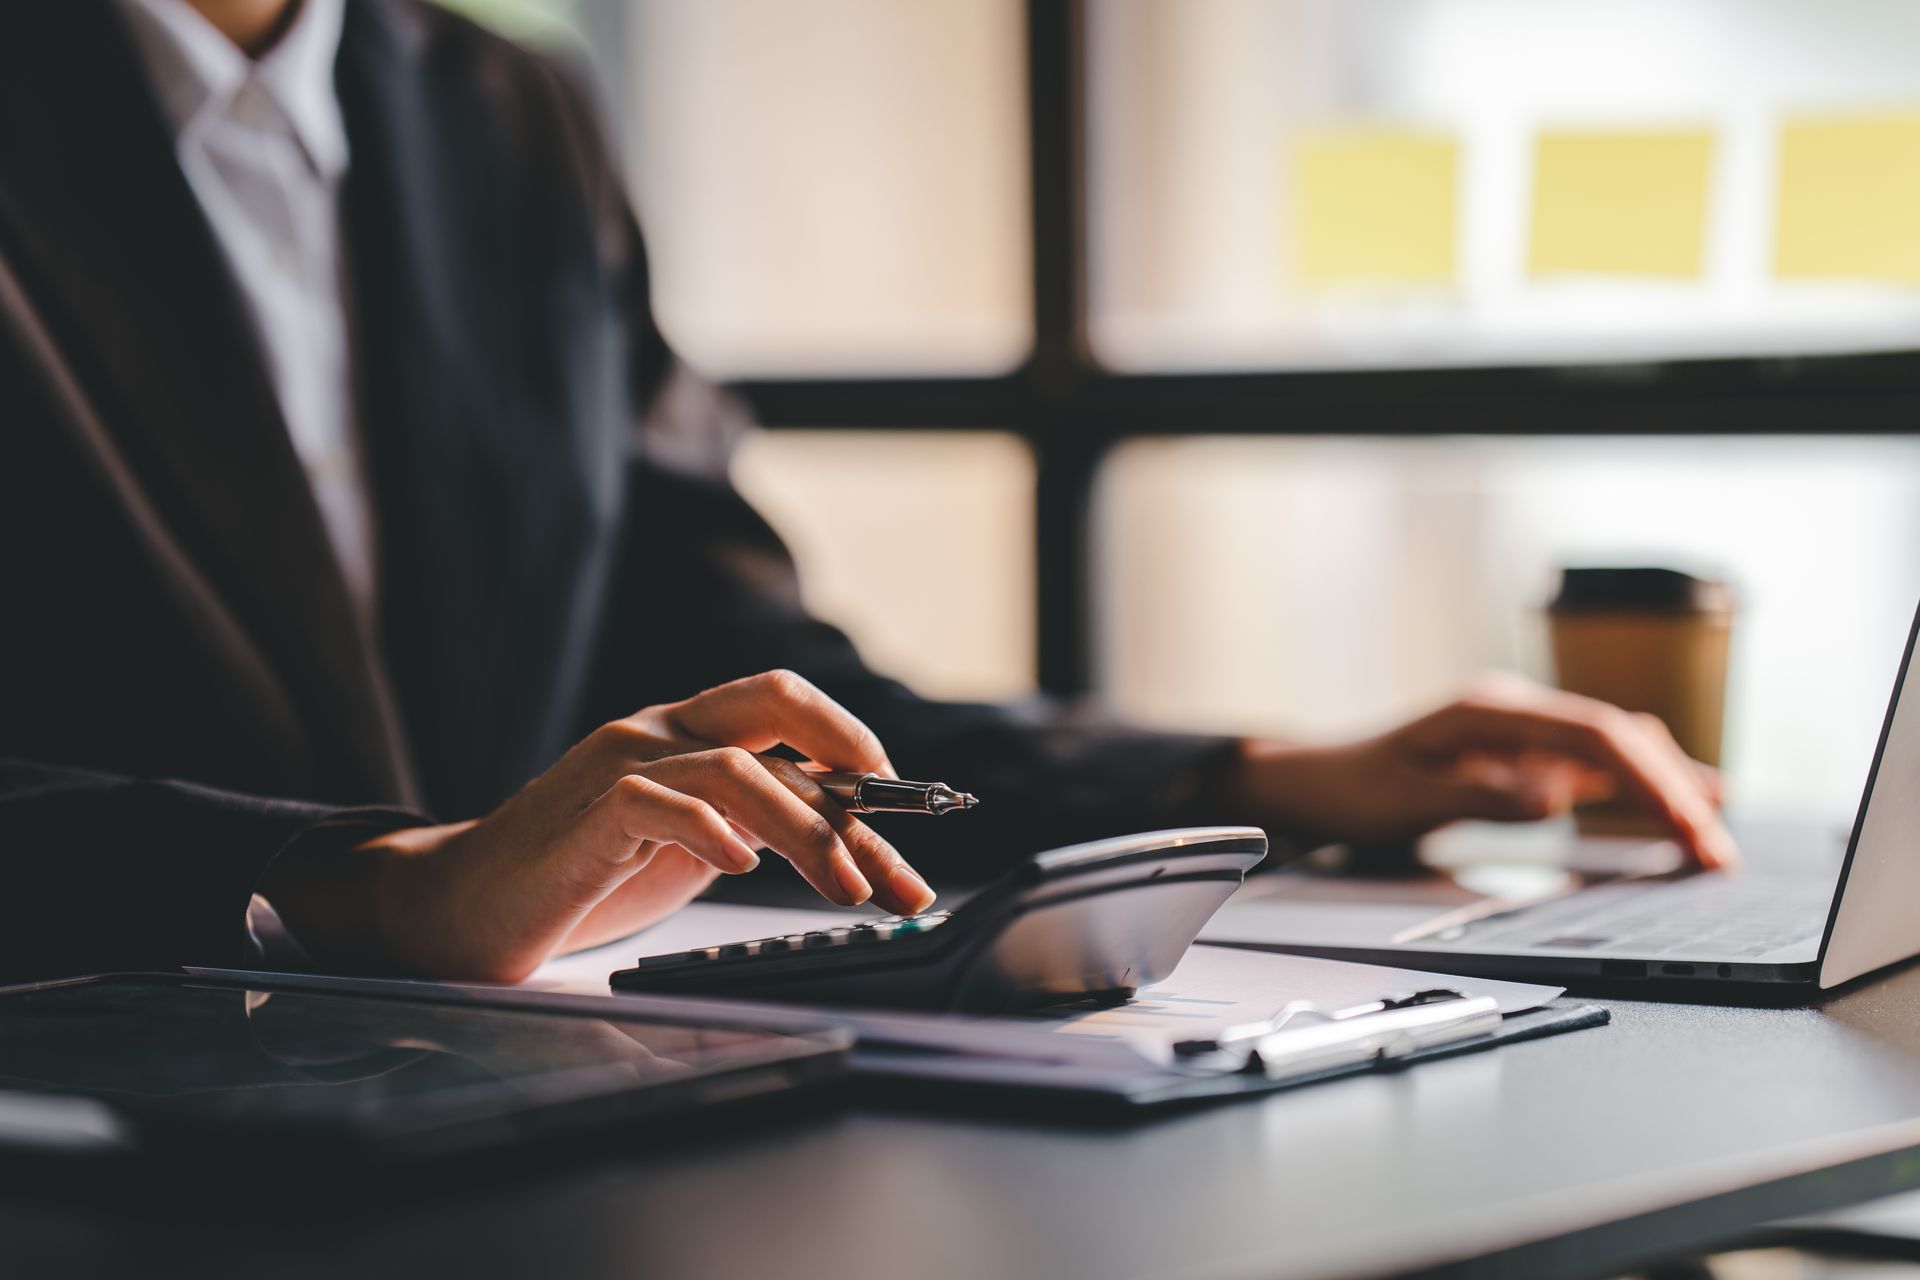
[{"x1": 0, "y1": 0, "x2": 1233, "y2": 982}]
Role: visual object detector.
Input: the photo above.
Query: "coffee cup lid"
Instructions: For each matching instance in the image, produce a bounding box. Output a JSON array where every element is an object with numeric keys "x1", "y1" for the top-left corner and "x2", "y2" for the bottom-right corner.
[{"x1": 1549, "y1": 567, "x2": 1732, "y2": 615}]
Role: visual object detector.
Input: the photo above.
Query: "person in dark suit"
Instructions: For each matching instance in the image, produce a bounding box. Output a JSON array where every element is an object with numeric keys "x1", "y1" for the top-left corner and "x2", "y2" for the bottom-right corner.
[{"x1": 0, "y1": 0, "x2": 1734, "y2": 985}]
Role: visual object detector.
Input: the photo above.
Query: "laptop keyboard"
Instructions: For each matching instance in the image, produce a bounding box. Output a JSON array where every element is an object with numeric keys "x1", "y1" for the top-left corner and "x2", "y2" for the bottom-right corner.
[{"x1": 1417, "y1": 875, "x2": 1832, "y2": 957}]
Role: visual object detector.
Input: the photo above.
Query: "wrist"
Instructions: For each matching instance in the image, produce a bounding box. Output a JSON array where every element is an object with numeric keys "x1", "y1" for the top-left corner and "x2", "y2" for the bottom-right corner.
[
  {"x1": 1206, "y1": 737, "x2": 1353, "y2": 850},
  {"x1": 259, "y1": 816, "x2": 458, "y2": 975},
  {"x1": 362, "y1": 820, "x2": 477, "y2": 976}
]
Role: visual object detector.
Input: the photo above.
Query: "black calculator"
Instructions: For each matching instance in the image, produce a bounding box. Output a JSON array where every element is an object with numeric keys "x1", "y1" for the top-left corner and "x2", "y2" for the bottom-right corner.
[{"x1": 610, "y1": 827, "x2": 1268, "y2": 1013}]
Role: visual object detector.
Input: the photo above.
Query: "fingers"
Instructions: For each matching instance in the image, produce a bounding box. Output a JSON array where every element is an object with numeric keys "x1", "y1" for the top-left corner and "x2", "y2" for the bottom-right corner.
[
  {"x1": 573, "y1": 673, "x2": 921, "y2": 911},
  {"x1": 584, "y1": 773, "x2": 761, "y2": 876},
  {"x1": 1636, "y1": 713, "x2": 1726, "y2": 808},
  {"x1": 638, "y1": 748, "x2": 880, "y2": 907},
  {"x1": 760, "y1": 757, "x2": 935, "y2": 914},
  {"x1": 445, "y1": 777, "x2": 754, "y2": 981},
  {"x1": 562, "y1": 844, "x2": 725, "y2": 956},
  {"x1": 657, "y1": 670, "x2": 895, "y2": 776},
  {"x1": 1407, "y1": 686, "x2": 1739, "y2": 869},
  {"x1": 594, "y1": 743, "x2": 933, "y2": 913},
  {"x1": 1434, "y1": 755, "x2": 1586, "y2": 824},
  {"x1": 1430, "y1": 776, "x2": 1561, "y2": 824}
]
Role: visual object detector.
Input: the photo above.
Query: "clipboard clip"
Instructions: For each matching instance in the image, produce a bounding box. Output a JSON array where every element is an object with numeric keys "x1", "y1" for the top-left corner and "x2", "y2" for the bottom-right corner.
[{"x1": 1171, "y1": 988, "x2": 1505, "y2": 1079}]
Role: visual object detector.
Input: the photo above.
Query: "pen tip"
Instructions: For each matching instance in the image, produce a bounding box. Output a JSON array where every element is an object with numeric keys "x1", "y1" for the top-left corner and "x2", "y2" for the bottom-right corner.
[{"x1": 927, "y1": 785, "x2": 979, "y2": 815}]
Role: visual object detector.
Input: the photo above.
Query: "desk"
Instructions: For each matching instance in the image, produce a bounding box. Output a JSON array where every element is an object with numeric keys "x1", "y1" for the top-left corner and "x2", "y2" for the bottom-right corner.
[{"x1": 8, "y1": 961, "x2": 1920, "y2": 1279}]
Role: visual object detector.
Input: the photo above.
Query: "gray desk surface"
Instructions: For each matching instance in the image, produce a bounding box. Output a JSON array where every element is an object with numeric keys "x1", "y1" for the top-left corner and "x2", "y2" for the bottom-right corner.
[
  {"x1": 10, "y1": 827, "x2": 1920, "y2": 1280},
  {"x1": 10, "y1": 963, "x2": 1920, "y2": 1280}
]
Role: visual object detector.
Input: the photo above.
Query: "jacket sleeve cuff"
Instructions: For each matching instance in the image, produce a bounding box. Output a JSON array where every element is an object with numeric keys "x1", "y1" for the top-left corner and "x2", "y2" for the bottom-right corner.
[{"x1": 246, "y1": 807, "x2": 434, "y2": 970}]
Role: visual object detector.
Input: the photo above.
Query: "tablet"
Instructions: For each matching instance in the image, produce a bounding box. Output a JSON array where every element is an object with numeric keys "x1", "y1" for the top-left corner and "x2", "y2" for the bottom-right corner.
[{"x1": 0, "y1": 973, "x2": 849, "y2": 1165}]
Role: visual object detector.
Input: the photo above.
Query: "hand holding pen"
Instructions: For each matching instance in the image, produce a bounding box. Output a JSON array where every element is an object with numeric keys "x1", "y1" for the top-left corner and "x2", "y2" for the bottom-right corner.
[
  {"x1": 606, "y1": 673, "x2": 976, "y2": 913},
  {"x1": 270, "y1": 670, "x2": 965, "y2": 983}
]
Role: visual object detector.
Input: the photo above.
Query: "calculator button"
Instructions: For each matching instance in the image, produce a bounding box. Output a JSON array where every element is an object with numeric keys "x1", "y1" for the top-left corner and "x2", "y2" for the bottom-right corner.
[
  {"x1": 719, "y1": 942, "x2": 757, "y2": 958},
  {"x1": 801, "y1": 932, "x2": 837, "y2": 949},
  {"x1": 760, "y1": 937, "x2": 794, "y2": 953},
  {"x1": 633, "y1": 951, "x2": 700, "y2": 971}
]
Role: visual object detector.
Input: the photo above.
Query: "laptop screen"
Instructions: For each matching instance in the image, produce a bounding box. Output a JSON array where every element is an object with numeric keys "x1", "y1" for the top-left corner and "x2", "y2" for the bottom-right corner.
[{"x1": 1818, "y1": 600, "x2": 1920, "y2": 988}]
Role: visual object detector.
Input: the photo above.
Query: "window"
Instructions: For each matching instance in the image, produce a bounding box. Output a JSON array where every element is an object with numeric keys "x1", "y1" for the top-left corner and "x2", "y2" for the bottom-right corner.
[
  {"x1": 731, "y1": 432, "x2": 1036, "y2": 700},
  {"x1": 556, "y1": 1, "x2": 1920, "y2": 818},
  {"x1": 620, "y1": 0, "x2": 1031, "y2": 375}
]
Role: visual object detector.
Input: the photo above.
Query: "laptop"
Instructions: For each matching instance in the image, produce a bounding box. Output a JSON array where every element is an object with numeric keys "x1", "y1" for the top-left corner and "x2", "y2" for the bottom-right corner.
[{"x1": 1201, "y1": 601, "x2": 1920, "y2": 999}]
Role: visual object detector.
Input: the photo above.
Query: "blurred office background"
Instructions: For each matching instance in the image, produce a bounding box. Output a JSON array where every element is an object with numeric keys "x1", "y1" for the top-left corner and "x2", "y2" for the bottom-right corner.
[{"x1": 440, "y1": 0, "x2": 1920, "y2": 823}]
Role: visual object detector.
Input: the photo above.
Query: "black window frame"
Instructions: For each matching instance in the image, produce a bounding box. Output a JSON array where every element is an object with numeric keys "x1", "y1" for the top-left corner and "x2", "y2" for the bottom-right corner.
[{"x1": 722, "y1": 0, "x2": 1920, "y2": 699}]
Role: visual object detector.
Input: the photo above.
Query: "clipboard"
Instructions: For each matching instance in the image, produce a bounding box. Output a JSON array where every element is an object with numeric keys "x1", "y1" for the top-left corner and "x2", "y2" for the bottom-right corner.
[
  {"x1": 521, "y1": 905, "x2": 1606, "y2": 1118},
  {"x1": 849, "y1": 992, "x2": 1610, "y2": 1115}
]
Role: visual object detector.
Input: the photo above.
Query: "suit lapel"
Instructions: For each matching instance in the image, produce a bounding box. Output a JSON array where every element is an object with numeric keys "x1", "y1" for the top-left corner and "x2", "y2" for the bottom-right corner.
[
  {"x1": 0, "y1": 3, "x2": 416, "y2": 804},
  {"x1": 337, "y1": 0, "x2": 625, "y2": 815},
  {"x1": 336, "y1": 0, "x2": 523, "y2": 814}
]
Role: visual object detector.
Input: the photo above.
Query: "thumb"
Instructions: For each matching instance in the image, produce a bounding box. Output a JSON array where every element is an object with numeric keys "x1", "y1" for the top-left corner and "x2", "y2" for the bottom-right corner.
[{"x1": 1421, "y1": 771, "x2": 1567, "y2": 825}]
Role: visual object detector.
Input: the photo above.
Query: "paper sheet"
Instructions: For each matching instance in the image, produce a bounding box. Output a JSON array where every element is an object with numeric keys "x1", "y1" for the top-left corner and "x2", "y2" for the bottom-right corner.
[
  {"x1": 1775, "y1": 111, "x2": 1920, "y2": 284},
  {"x1": 1527, "y1": 128, "x2": 1713, "y2": 278},
  {"x1": 1285, "y1": 127, "x2": 1458, "y2": 288},
  {"x1": 531, "y1": 902, "x2": 1562, "y2": 1067}
]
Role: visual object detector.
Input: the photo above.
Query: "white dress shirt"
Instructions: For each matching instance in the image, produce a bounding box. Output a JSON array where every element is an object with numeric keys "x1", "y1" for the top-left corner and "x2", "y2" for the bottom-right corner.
[{"x1": 116, "y1": 0, "x2": 376, "y2": 624}]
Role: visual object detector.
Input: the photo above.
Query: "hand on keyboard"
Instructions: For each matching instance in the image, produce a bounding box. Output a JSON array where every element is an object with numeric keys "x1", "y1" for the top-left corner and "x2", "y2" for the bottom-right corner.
[{"x1": 1212, "y1": 673, "x2": 1738, "y2": 870}]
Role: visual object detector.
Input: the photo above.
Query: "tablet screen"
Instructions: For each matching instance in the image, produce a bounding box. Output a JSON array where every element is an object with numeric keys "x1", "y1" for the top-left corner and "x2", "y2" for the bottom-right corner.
[{"x1": 0, "y1": 976, "x2": 841, "y2": 1152}]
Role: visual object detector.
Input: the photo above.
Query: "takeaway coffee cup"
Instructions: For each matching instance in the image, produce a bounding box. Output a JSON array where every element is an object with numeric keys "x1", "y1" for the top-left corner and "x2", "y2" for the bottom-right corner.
[{"x1": 1547, "y1": 568, "x2": 1733, "y2": 829}]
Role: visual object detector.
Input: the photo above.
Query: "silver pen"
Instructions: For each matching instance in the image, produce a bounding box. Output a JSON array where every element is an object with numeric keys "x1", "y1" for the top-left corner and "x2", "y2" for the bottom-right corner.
[
  {"x1": 811, "y1": 772, "x2": 979, "y2": 816},
  {"x1": 1173, "y1": 988, "x2": 1503, "y2": 1078}
]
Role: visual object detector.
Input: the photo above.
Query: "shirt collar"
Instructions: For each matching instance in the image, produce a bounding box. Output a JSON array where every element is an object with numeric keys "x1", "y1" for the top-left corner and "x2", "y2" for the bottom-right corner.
[{"x1": 117, "y1": 0, "x2": 349, "y2": 180}]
